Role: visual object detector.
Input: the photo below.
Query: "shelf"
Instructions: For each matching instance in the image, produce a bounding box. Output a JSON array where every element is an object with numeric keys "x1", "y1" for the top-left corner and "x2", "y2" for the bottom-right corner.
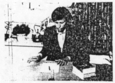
[{"x1": 5, "y1": 41, "x2": 43, "y2": 47}]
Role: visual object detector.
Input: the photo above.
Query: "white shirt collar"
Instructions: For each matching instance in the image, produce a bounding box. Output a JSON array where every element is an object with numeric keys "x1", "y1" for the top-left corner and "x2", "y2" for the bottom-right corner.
[{"x1": 56, "y1": 29, "x2": 66, "y2": 35}]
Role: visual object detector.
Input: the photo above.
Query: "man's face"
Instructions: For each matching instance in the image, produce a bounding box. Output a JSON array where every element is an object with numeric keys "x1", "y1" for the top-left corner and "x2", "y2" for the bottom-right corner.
[{"x1": 54, "y1": 19, "x2": 66, "y2": 32}]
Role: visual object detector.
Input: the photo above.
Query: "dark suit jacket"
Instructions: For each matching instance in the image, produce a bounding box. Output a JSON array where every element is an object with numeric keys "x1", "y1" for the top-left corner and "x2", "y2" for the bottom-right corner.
[{"x1": 40, "y1": 23, "x2": 90, "y2": 66}]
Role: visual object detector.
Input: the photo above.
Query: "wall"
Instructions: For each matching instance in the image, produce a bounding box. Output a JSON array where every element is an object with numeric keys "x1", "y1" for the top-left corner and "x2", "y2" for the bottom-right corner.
[
  {"x1": 4, "y1": 0, "x2": 72, "y2": 28},
  {"x1": 70, "y1": 2, "x2": 112, "y2": 54}
]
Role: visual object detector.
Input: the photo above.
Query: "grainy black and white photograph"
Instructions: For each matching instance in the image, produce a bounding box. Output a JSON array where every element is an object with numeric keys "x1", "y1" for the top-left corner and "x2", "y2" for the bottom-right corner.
[{"x1": 0, "y1": 0, "x2": 113, "y2": 81}]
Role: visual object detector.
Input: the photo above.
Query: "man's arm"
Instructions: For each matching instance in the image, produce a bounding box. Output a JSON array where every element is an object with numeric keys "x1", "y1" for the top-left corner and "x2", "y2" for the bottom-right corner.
[
  {"x1": 27, "y1": 28, "x2": 51, "y2": 63},
  {"x1": 39, "y1": 28, "x2": 52, "y2": 60}
]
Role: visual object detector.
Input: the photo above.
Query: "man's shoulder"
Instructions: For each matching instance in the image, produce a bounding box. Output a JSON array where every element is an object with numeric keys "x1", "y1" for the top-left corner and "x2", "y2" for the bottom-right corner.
[
  {"x1": 46, "y1": 25, "x2": 56, "y2": 30},
  {"x1": 66, "y1": 23, "x2": 76, "y2": 30},
  {"x1": 66, "y1": 23, "x2": 75, "y2": 28},
  {"x1": 45, "y1": 26, "x2": 56, "y2": 34},
  {"x1": 66, "y1": 23, "x2": 76, "y2": 33}
]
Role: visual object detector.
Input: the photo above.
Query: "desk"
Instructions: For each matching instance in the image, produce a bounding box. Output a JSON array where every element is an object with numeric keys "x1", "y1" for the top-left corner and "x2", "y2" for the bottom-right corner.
[
  {"x1": 4, "y1": 41, "x2": 112, "y2": 81},
  {"x1": 5, "y1": 41, "x2": 81, "y2": 81},
  {"x1": 12, "y1": 62, "x2": 81, "y2": 81},
  {"x1": 5, "y1": 41, "x2": 43, "y2": 65},
  {"x1": 13, "y1": 61, "x2": 112, "y2": 81}
]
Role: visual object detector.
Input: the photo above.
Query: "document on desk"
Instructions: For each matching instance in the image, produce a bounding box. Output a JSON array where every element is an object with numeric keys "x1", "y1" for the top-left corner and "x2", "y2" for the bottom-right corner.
[
  {"x1": 90, "y1": 55, "x2": 111, "y2": 65},
  {"x1": 72, "y1": 65, "x2": 96, "y2": 80},
  {"x1": 72, "y1": 66, "x2": 84, "y2": 80},
  {"x1": 39, "y1": 61, "x2": 59, "y2": 73}
]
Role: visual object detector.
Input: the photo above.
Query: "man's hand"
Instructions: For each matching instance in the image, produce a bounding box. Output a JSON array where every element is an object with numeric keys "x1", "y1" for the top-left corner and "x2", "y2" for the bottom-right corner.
[
  {"x1": 55, "y1": 59, "x2": 67, "y2": 66},
  {"x1": 27, "y1": 53, "x2": 42, "y2": 63},
  {"x1": 55, "y1": 56, "x2": 71, "y2": 66}
]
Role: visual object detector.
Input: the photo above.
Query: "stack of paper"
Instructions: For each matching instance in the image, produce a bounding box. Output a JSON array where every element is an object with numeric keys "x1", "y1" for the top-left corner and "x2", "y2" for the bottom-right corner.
[{"x1": 72, "y1": 64, "x2": 96, "y2": 80}]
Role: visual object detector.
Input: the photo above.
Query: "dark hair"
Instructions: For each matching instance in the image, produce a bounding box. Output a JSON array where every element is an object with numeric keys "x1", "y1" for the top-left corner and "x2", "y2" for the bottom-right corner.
[{"x1": 51, "y1": 7, "x2": 72, "y2": 22}]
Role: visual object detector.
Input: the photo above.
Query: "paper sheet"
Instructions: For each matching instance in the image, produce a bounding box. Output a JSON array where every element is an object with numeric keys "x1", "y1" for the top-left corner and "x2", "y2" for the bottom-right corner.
[{"x1": 39, "y1": 61, "x2": 59, "y2": 73}]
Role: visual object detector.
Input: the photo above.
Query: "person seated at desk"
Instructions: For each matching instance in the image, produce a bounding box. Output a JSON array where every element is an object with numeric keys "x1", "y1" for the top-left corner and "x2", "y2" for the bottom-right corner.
[{"x1": 28, "y1": 7, "x2": 90, "y2": 67}]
